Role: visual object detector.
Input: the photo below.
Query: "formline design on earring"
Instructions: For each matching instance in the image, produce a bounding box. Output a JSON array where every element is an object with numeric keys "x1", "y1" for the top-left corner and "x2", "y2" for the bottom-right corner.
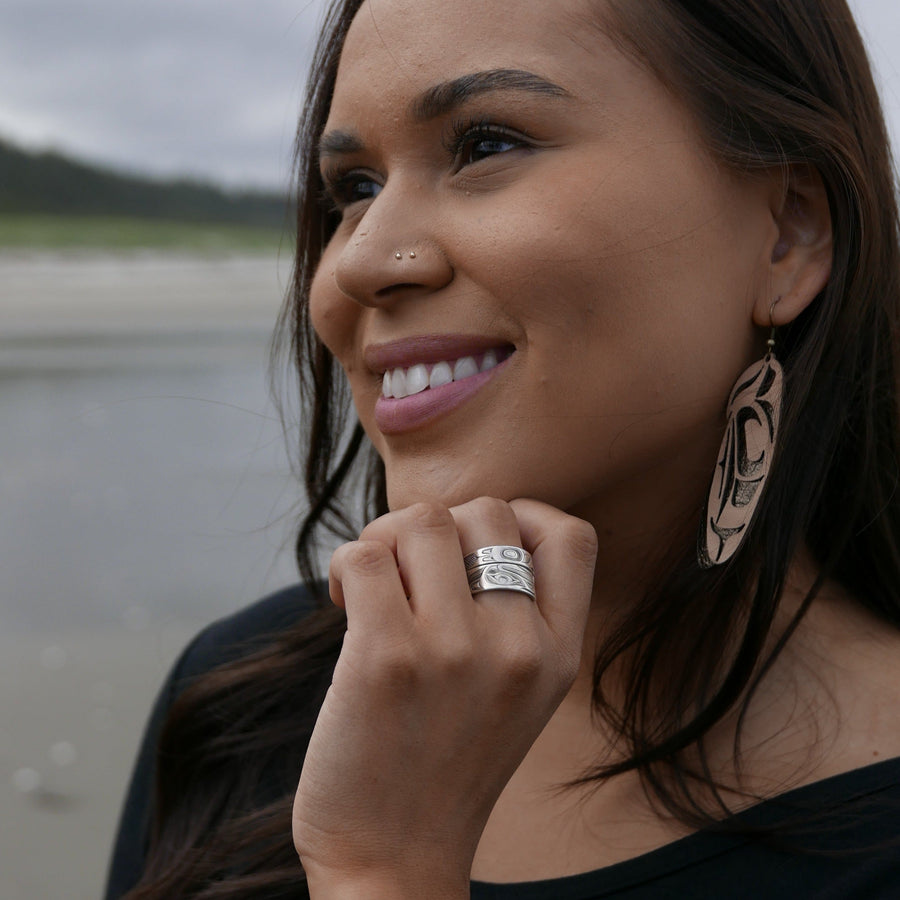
[{"x1": 698, "y1": 300, "x2": 784, "y2": 569}]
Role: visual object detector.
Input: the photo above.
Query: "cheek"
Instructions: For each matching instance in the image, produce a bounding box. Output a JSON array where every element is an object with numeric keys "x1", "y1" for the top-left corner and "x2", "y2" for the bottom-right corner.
[
  {"x1": 441, "y1": 166, "x2": 760, "y2": 486},
  {"x1": 309, "y1": 256, "x2": 389, "y2": 458},
  {"x1": 466, "y1": 153, "x2": 760, "y2": 374},
  {"x1": 309, "y1": 261, "x2": 362, "y2": 365}
]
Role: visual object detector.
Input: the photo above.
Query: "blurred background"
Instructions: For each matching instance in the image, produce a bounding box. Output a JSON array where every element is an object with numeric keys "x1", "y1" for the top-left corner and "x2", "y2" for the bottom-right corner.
[{"x1": 0, "y1": 1, "x2": 897, "y2": 898}]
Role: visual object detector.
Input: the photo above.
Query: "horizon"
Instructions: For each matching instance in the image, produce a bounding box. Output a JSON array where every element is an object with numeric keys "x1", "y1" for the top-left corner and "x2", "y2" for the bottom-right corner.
[
  {"x1": 0, "y1": 1, "x2": 897, "y2": 190},
  {"x1": 0, "y1": 131, "x2": 288, "y2": 196}
]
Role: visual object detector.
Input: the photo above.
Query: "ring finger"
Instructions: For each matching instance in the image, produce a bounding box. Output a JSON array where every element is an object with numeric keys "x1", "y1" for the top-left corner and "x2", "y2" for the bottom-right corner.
[{"x1": 449, "y1": 498, "x2": 535, "y2": 605}]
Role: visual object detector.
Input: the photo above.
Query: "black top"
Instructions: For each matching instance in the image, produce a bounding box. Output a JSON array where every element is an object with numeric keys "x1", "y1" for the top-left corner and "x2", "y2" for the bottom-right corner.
[{"x1": 105, "y1": 584, "x2": 900, "y2": 899}]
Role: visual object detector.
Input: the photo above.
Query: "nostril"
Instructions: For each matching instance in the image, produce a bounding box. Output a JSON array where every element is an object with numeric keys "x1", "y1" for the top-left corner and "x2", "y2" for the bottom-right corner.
[{"x1": 375, "y1": 282, "x2": 420, "y2": 298}]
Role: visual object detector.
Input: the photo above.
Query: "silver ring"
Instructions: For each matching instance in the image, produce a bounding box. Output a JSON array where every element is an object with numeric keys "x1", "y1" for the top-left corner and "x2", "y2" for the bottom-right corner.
[
  {"x1": 466, "y1": 561, "x2": 536, "y2": 601},
  {"x1": 463, "y1": 545, "x2": 533, "y2": 569}
]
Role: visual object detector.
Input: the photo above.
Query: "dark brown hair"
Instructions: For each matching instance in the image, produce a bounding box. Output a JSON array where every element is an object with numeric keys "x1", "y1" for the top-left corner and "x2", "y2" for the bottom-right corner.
[{"x1": 126, "y1": 0, "x2": 900, "y2": 895}]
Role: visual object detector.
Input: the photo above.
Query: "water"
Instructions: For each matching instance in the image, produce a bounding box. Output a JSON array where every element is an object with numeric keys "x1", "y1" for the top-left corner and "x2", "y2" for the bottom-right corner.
[
  {"x1": 0, "y1": 254, "x2": 320, "y2": 900},
  {"x1": 0, "y1": 254, "x2": 305, "y2": 634}
]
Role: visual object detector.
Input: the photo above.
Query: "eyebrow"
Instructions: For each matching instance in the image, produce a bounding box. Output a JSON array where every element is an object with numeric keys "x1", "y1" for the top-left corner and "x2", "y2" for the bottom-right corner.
[
  {"x1": 318, "y1": 68, "x2": 571, "y2": 160},
  {"x1": 318, "y1": 129, "x2": 365, "y2": 159},
  {"x1": 411, "y1": 69, "x2": 571, "y2": 121}
]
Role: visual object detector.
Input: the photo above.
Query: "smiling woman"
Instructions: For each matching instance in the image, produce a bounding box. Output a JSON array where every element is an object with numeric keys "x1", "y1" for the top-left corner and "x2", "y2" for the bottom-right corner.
[{"x1": 106, "y1": 0, "x2": 900, "y2": 898}]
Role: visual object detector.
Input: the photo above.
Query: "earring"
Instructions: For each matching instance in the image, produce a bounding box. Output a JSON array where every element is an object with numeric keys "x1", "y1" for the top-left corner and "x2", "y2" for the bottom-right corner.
[{"x1": 698, "y1": 303, "x2": 784, "y2": 569}]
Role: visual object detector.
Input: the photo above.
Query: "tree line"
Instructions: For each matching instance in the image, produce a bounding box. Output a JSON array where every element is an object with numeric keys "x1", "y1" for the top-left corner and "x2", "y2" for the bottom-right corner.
[{"x1": 0, "y1": 137, "x2": 291, "y2": 229}]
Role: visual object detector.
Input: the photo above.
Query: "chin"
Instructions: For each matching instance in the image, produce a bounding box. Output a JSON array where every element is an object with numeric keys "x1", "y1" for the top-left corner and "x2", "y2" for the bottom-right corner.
[
  {"x1": 385, "y1": 471, "x2": 513, "y2": 512},
  {"x1": 386, "y1": 485, "x2": 486, "y2": 512}
]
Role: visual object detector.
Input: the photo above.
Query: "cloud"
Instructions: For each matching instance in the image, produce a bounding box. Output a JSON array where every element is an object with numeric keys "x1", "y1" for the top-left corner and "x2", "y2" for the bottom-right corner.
[
  {"x1": 0, "y1": 0, "x2": 897, "y2": 189},
  {"x1": 0, "y1": 0, "x2": 324, "y2": 188},
  {"x1": 848, "y1": 0, "x2": 900, "y2": 154}
]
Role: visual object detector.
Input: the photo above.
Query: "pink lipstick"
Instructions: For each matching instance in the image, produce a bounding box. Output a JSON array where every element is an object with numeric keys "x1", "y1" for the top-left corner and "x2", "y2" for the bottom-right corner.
[{"x1": 368, "y1": 335, "x2": 514, "y2": 434}]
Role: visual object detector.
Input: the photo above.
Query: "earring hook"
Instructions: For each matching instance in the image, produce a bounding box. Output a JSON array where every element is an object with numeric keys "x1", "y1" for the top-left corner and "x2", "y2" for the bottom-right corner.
[{"x1": 766, "y1": 296, "x2": 781, "y2": 357}]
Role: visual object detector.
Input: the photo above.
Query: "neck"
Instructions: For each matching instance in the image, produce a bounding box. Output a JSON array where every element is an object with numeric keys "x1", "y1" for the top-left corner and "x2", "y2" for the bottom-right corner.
[{"x1": 475, "y1": 537, "x2": 900, "y2": 880}]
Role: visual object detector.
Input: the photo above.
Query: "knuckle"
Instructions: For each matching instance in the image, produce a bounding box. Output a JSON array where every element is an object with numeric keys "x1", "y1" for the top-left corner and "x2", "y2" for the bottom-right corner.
[
  {"x1": 560, "y1": 519, "x2": 599, "y2": 566},
  {"x1": 465, "y1": 496, "x2": 515, "y2": 532},
  {"x1": 341, "y1": 540, "x2": 395, "y2": 577},
  {"x1": 357, "y1": 508, "x2": 398, "y2": 543},
  {"x1": 431, "y1": 636, "x2": 475, "y2": 675},
  {"x1": 372, "y1": 648, "x2": 420, "y2": 692},
  {"x1": 361, "y1": 632, "x2": 420, "y2": 687},
  {"x1": 380, "y1": 643, "x2": 419, "y2": 683},
  {"x1": 499, "y1": 631, "x2": 544, "y2": 686},
  {"x1": 404, "y1": 501, "x2": 454, "y2": 533},
  {"x1": 357, "y1": 518, "x2": 384, "y2": 542}
]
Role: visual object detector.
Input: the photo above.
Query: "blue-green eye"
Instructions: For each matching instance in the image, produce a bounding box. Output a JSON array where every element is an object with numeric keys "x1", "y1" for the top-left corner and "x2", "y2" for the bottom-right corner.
[
  {"x1": 322, "y1": 173, "x2": 383, "y2": 212},
  {"x1": 447, "y1": 119, "x2": 530, "y2": 168},
  {"x1": 465, "y1": 135, "x2": 520, "y2": 163}
]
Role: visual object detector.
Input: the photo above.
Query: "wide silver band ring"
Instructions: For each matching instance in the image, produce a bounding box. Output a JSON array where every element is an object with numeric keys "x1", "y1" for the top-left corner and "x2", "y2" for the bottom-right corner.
[
  {"x1": 463, "y1": 545, "x2": 533, "y2": 569},
  {"x1": 466, "y1": 561, "x2": 536, "y2": 601}
]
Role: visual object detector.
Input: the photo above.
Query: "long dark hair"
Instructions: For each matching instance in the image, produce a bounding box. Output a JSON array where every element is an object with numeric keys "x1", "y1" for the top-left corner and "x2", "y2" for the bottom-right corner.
[{"x1": 127, "y1": 0, "x2": 900, "y2": 895}]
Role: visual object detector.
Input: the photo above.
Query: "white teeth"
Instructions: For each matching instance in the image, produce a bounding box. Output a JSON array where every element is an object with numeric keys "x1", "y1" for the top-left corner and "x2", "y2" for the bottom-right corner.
[
  {"x1": 382, "y1": 350, "x2": 508, "y2": 399},
  {"x1": 453, "y1": 356, "x2": 478, "y2": 380},
  {"x1": 405, "y1": 363, "x2": 429, "y2": 396},
  {"x1": 392, "y1": 369, "x2": 409, "y2": 399},
  {"x1": 429, "y1": 361, "x2": 453, "y2": 388}
]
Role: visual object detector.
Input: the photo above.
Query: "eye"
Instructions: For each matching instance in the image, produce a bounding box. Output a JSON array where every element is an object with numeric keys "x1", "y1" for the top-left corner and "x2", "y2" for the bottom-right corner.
[
  {"x1": 447, "y1": 119, "x2": 531, "y2": 169},
  {"x1": 321, "y1": 171, "x2": 383, "y2": 213}
]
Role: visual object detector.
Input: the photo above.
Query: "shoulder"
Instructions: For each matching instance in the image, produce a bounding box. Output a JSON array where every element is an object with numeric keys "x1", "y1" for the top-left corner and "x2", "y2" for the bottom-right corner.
[
  {"x1": 171, "y1": 582, "x2": 326, "y2": 686},
  {"x1": 103, "y1": 583, "x2": 331, "y2": 899}
]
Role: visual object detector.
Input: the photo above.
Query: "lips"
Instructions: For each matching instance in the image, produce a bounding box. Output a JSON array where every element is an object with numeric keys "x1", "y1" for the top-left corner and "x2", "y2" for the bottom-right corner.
[{"x1": 366, "y1": 335, "x2": 515, "y2": 434}]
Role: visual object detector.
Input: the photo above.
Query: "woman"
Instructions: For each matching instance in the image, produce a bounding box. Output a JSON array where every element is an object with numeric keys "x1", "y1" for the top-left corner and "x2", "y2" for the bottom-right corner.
[{"x1": 107, "y1": 0, "x2": 900, "y2": 897}]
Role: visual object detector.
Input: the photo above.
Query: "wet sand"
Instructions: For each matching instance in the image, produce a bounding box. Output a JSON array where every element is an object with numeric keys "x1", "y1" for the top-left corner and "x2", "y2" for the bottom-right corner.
[
  {"x1": 1, "y1": 253, "x2": 304, "y2": 898},
  {"x1": 0, "y1": 252, "x2": 292, "y2": 334},
  {"x1": 1, "y1": 626, "x2": 198, "y2": 900}
]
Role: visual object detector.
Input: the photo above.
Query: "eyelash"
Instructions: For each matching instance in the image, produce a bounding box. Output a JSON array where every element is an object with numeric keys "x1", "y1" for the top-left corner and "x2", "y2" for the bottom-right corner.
[
  {"x1": 444, "y1": 117, "x2": 531, "y2": 168},
  {"x1": 319, "y1": 176, "x2": 379, "y2": 217},
  {"x1": 321, "y1": 118, "x2": 531, "y2": 214}
]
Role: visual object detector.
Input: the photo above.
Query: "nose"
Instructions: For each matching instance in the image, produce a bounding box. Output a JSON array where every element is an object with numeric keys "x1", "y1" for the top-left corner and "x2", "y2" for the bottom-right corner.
[{"x1": 333, "y1": 189, "x2": 454, "y2": 307}]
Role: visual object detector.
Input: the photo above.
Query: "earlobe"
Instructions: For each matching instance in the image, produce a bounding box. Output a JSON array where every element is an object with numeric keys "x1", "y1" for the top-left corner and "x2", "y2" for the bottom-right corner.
[{"x1": 753, "y1": 166, "x2": 833, "y2": 328}]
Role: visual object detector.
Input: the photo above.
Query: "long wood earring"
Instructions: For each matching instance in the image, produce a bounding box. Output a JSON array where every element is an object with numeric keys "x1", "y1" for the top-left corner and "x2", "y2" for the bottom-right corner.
[{"x1": 698, "y1": 304, "x2": 784, "y2": 569}]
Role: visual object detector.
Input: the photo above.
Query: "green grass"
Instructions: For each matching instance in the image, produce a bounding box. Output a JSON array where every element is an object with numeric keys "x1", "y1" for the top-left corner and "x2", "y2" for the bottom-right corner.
[{"x1": 0, "y1": 214, "x2": 289, "y2": 254}]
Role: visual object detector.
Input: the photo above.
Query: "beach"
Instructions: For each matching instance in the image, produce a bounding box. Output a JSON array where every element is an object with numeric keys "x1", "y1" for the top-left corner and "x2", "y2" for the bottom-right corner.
[{"x1": 0, "y1": 252, "x2": 303, "y2": 898}]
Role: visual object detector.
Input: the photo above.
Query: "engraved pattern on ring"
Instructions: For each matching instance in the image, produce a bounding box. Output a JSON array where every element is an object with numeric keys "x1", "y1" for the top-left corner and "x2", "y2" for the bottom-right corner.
[
  {"x1": 463, "y1": 546, "x2": 533, "y2": 569},
  {"x1": 467, "y1": 562, "x2": 536, "y2": 599}
]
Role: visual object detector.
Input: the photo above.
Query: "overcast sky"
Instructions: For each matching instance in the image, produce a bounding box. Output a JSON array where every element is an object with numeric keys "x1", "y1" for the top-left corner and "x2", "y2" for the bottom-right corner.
[{"x1": 0, "y1": 0, "x2": 897, "y2": 191}]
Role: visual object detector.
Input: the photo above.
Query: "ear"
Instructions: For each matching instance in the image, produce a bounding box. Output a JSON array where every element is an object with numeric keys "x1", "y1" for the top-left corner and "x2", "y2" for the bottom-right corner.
[{"x1": 753, "y1": 165, "x2": 833, "y2": 328}]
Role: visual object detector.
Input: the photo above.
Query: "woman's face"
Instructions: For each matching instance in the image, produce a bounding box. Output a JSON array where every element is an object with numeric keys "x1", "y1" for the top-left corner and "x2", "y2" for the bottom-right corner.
[{"x1": 310, "y1": 0, "x2": 779, "y2": 534}]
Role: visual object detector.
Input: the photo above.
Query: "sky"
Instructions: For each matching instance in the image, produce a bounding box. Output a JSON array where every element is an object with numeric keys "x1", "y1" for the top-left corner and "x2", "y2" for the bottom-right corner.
[{"x1": 0, "y1": 0, "x2": 898, "y2": 191}]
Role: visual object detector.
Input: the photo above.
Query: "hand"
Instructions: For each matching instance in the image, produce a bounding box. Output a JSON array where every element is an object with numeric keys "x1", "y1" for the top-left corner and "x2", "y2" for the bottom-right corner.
[{"x1": 293, "y1": 497, "x2": 597, "y2": 899}]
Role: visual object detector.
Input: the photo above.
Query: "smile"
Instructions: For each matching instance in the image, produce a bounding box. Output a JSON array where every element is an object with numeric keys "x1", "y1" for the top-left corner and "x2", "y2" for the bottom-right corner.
[
  {"x1": 381, "y1": 348, "x2": 512, "y2": 399},
  {"x1": 368, "y1": 337, "x2": 515, "y2": 435}
]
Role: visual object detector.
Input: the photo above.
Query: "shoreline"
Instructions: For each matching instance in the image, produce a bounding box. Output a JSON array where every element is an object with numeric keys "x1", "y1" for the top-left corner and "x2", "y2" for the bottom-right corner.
[{"x1": 0, "y1": 253, "x2": 289, "y2": 324}]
